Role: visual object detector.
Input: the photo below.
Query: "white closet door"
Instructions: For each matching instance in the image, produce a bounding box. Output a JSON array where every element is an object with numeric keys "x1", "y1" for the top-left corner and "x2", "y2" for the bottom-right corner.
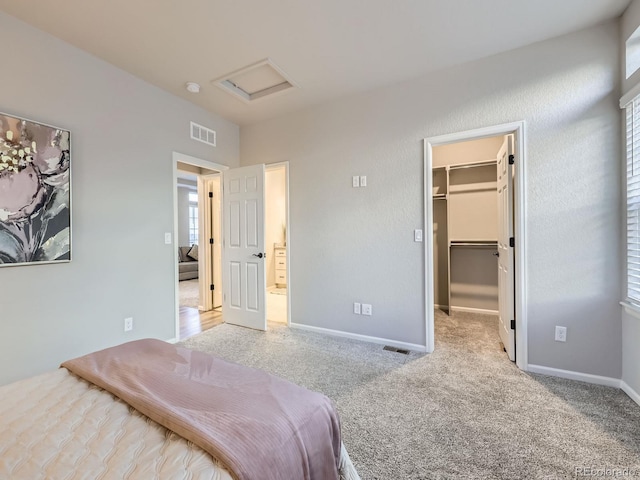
[
  {"x1": 222, "y1": 165, "x2": 267, "y2": 331},
  {"x1": 497, "y1": 136, "x2": 515, "y2": 360}
]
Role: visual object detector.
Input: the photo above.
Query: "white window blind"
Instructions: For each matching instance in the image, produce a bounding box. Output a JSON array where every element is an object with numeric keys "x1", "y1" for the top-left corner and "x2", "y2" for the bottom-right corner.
[{"x1": 626, "y1": 97, "x2": 640, "y2": 304}]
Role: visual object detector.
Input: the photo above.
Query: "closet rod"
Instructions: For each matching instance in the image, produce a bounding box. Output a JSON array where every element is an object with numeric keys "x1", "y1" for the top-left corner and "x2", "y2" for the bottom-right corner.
[
  {"x1": 450, "y1": 242, "x2": 497, "y2": 247},
  {"x1": 448, "y1": 160, "x2": 497, "y2": 171}
]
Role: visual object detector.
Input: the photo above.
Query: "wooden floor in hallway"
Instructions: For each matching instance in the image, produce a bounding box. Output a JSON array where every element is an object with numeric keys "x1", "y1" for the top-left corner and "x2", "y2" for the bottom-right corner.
[{"x1": 179, "y1": 306, "x2": 223, "y2": 340}]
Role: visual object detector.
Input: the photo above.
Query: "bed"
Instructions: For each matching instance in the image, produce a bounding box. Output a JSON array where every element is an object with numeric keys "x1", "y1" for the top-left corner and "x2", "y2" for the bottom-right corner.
[{"x1": 0, "y1": 339, "x2": 360, "y2": 480}]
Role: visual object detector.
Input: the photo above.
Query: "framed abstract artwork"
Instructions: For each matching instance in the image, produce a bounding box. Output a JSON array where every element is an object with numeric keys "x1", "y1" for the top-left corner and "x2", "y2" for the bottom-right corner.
[{"x1": 0, "y1": 112, "x2": 71, "y2": 266}]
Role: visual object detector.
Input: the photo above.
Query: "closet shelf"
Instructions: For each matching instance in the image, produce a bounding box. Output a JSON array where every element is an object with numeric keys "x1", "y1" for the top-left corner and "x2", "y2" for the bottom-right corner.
[
  {"x1": 450, "y1": 240, "x2": 497, "y2": 247},
  {"x1": 448, "y1": 187, "x2": 497, "y2": 194},
  {"x1": 433, "y1": 194, "x2": 447, "y2": 200}
]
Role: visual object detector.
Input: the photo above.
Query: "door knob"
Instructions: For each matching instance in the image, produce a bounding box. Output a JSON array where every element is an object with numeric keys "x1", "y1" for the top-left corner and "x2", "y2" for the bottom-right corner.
[
  {"x1": 252, "y1": 253, "x2": 264, "y2": 258},
  {"x1": 493, "y1": 252, "x2": 499, "y2": 257}
]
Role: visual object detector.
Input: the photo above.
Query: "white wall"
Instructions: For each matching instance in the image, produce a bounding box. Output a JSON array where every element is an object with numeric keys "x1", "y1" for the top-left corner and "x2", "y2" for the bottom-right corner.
[
  {"x1": 621, "y1": 1, "x2": 640, "y2": 398},
  {"x1": 241, "y1": 21, "x2": 622, "y2": 377},
  {"x1": 0, "y1": 11, "x2": 239, "y2": 385}
]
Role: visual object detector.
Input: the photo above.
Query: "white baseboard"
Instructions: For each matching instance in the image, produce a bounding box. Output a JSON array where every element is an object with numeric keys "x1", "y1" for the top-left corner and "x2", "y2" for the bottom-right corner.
[
  {"x1": 527, "y1": 364, "x2": 621, "y2": 388},
  {"x1": 289, "y1": 322, "x2": 427, "y2": 353},
  {"x1": 450, "y1": 306, "x2": 499, "y2": 315},
  {"x1": 165, "y1": 337, "x2": 178, "y2": 344},
  {"x1": 621, "y1": 380, "x2": 640, "y2": 407}
]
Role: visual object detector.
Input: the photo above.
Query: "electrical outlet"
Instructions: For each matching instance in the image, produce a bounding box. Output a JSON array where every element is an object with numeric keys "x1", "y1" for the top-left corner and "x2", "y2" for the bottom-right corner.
[
  {"x1": 362, "y1": 304, "x2": 372, "y2": 316},
  {"x1": 353, "y1": 302, "x2": 361, "y2": 314},
  {"x1": 124, "y1": 317, "x2": 133, "y2": 332},
  {"x1": 352, "y1": 176, "x2": 360, "y2": 188},
  {"x1": 555, "y1": 326, "x2": 566, "y2": 342}
]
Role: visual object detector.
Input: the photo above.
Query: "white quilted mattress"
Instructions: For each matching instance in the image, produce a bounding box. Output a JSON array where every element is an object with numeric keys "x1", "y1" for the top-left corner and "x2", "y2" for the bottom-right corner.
[{"x1": 0, "y1": 368, "x2": 359, "y2": 480}]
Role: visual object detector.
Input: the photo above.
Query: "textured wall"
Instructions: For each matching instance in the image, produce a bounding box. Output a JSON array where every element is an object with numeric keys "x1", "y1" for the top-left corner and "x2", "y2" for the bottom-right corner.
[
  {"x1": 241, "y1": 21, "x2": 622, "y2": 376},
  {"x1": 0, "y1": 11, "x2": 239, "y2": 385},
  {"x1": 621, "y1": 0, "x2": 640, "y2": 395}
]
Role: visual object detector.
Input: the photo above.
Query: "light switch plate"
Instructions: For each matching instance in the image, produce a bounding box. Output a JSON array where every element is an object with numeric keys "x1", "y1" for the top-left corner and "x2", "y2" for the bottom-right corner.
[
  {"x1": 164, "y1": 232, "x2": 172, "y2": 244},
  {"x1": 352, "y1": 176, "x2": 360, "y2": 188},
  {"x1": 360, "y1": 175, "x2": 367, "y2": 187},
  {"x1": 414, "y1": 229, "x2": 423, "y2": 242}
]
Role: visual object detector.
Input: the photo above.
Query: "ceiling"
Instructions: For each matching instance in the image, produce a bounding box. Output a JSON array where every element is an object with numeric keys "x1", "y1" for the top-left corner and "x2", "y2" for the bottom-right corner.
[{"x1": 0, "y1": 0, "x2": 631, "y2": 126}]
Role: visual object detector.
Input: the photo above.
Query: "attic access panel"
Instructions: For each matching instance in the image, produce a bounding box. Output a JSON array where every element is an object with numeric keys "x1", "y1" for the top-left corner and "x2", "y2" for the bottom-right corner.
[{"x1": 213, "y1": 59, "x2": 297, "y2": 103}]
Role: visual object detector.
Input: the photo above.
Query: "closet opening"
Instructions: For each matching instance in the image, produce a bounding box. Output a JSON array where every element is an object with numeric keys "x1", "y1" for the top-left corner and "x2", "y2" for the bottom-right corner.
[{"x1": 424, "y1": 122, "x2": 527, "y2": 369}]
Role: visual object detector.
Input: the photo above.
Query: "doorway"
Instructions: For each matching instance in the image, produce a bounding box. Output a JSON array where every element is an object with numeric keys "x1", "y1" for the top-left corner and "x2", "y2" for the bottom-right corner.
[
  {"x1": 265, "y1": 163, "x2": 288, "y2": 325},
  {"x1": 173, "y1": 153, "x2": 228, "y2": 340},
  {"x1": 221, "y1": 162, "x2": 290, "y2": 331},
  {"x1": 424, "y1": 122, "x2": 527, "y2": 369},
  {"x1": 173, "y1": 155, "x2": 291, "y2": 340}
]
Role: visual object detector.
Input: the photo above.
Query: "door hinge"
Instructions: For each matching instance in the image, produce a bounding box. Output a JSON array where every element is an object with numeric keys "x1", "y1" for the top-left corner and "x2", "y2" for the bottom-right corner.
[
  {"x1": 209, "y1": 238, "x2": 214, "y2": 244},
  {"x1": 508, "y1": 154, "x2": 515, "y2": 165},
  {"x1": 210, "y1": 284, "x2": 215, "y2": 291},
  {"x1": 208, "y1": 192, "x2": 213, "y2": 198},
  {"x1": 510, "y1": 319, "x2": 515, "y2": 330},
  {"x1": 509, "y1": 237, "x2": 515, "y2": 248}
]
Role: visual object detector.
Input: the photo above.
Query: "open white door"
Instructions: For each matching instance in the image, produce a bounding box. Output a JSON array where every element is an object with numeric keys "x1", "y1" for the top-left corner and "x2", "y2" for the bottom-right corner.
[
  {"x1": 222, "y1": 164, "x2": 267, "y2": 331},
  {"x1": 497, "y1": 135, "x2": 515, "y2": 361}
]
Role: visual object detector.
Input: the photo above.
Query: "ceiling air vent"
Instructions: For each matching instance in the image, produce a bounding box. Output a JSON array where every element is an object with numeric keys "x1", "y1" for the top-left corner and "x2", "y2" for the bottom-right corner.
[
  {"x1": 190, "y1": 122, "x2": 216, "y2": 147},
  {"x1": 213, "y1": 58, "x2": 297, "y2": 103}
]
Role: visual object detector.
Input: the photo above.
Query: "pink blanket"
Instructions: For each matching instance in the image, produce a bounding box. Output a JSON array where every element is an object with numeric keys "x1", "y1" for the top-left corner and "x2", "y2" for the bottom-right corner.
[{"x1": 61, "y1": 339, "x2": 341, "y2": 480}]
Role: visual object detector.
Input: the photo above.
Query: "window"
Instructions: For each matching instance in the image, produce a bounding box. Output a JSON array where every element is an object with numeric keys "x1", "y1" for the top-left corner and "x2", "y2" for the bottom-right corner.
[
  {"x1": 188, "y1": 191, "x2": 198, "y2": 246},
  {"x1": 627, "y1": 25, "x2": 640, "y2": 79},
  {"x1": 626, "y1": 97, "x2": 640, "y2": 305}
]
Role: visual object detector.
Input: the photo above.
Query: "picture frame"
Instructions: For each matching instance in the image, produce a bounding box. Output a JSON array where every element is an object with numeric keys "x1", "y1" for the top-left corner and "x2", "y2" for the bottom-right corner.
[{"x1": 0, "y1": 112, "x2": 71, "y2": 266}]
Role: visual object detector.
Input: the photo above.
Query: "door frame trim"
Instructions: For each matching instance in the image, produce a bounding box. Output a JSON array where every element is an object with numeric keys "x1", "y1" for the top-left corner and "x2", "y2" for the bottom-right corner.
[
  {"x1": 423, "y1": 121, "x2": 528, "y2": 370},
  {"x1": 172, "y1": 152, "x2": 228, "y2": 341}
]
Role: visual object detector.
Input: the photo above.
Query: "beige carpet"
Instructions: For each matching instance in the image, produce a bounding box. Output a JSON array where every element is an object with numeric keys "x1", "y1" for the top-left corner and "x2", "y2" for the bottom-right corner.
[{"x1": 179, "y1": 311, "x2": 640, "y2": 479}]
